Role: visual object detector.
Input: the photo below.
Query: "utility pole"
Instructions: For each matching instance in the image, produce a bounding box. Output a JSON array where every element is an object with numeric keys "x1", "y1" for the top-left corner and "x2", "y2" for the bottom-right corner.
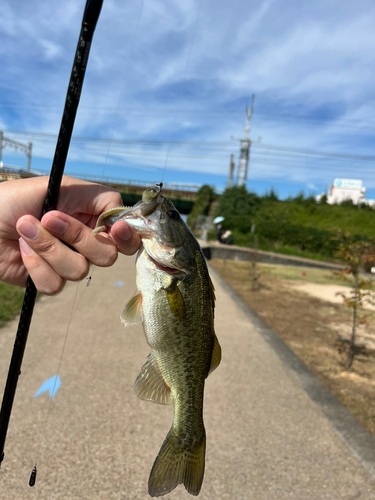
[
  {"x1": 27, "y1": 142, "x2": 32, "y2": 171},
  {"x1": 226, "y1": 154, "x2": 235, "y2": 188},
  {"x1": 235, "y1": 94, "x2": 255, "y2": 187},
  {"x1": 0, "y1": 131, "x2": 3, "y2": 165}
]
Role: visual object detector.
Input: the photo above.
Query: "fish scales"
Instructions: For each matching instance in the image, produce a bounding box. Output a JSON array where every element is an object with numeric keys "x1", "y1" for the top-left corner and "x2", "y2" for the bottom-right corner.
[
  {"x1": 94, "y1": 184, "x2": 221, "y2": 497},
  {"x1": 138, "y1": 248, "x2": 213, "y2": 424}
]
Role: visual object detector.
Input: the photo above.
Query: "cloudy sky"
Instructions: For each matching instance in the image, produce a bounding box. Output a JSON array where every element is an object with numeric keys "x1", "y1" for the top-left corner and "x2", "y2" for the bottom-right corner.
[{"x1": 1, "y1": 0, "x2": 375, "y2": 198}]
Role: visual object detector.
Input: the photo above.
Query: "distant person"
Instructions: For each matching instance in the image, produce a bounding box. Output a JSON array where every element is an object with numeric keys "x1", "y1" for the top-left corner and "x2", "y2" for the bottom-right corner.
[
  {"x1": 216, "y1": 224, "x2": 232, "y2": 244},
  {"x1": 216, "y1": 223, "x2": 224, "y2": 243},
  {"x1": 0, "y1": 175, "x2": 141, "y2": 295},
  {"x1": 221, "y1": 229, "x2": 232, "y2": 245}
]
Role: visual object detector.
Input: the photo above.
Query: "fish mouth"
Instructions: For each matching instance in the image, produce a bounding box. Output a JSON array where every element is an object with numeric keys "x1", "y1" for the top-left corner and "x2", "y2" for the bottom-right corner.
[
  {"x1": 148, "y1": 254, "x2": 182, "y2": 276},
  {"x1": 138, "y1": 245, "x2": 185, "y2": 276}
]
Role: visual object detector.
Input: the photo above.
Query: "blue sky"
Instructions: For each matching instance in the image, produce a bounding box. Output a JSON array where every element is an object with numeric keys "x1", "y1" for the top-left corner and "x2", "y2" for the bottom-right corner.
[{"x1": 1, "y1": 0, "x2": 375, "y2": 199}]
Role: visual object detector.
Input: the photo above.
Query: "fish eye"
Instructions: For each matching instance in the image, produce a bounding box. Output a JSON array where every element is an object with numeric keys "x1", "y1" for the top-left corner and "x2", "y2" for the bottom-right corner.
[{"x1": 168, "y1": 210, "x2": 180, "y2": 221}]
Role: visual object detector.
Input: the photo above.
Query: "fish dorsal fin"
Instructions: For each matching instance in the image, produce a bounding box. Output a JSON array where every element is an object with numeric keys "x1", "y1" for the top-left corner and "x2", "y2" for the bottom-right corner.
[
  {"x1": 197, "y1": 249, "x2": 215, "y2": 312},
  {"x1": 209, "y1": 275, "x2": 216, "y2": 302},
  {"x1": 208, "y1": 334, "x2": 221, "y2": 376},
  {"x1": 121, "y1": 291, "x2": 143, "y2": 327},
  {"x1": 134, "y1": 353, "x2": 172, "y2": 405},
  {"x1": 209, "y1": 275, "x2": 216, "y2": 312},
  {"x1": 164, "y1": 282, "x2": 185, "y2": 320}
]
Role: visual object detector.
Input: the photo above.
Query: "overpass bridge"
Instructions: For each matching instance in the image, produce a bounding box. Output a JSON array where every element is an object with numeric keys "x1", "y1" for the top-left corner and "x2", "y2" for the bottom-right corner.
[
  {"x1": 0, "y1": 167, "x2": 200, "y2": 214},
  {"x1": 76, "y1": 174, "x2": 200, "y2": 214}
]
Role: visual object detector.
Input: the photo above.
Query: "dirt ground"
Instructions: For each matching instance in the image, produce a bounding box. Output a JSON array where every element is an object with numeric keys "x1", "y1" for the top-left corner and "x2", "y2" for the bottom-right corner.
[
  {"x1": 289, "y1": 281, "x2": 375, "y2": 312},
  {"x1": 210, "y1": 259, "x2": 375, "y2": 437}
]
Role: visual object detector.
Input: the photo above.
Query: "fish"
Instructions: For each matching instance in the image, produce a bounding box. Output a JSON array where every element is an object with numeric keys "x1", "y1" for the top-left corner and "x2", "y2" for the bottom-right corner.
[{"x1": 94, "y1": 183, "x2": 221, "y2": 497}]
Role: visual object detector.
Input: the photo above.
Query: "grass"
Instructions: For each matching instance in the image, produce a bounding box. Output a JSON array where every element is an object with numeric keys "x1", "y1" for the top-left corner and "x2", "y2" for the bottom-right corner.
[
  {"x1": 260, "y1": 244, "x2": 331, "y2": 262},
  {"x1": 241, "y1": 238, "x2": 337, "y2": 262},
  {"x1": 228, "y1": 260, "x2": 353, "y2": 286},
  {"x1": 0, "y1": 282, "x2": 26, "y2": 327}
]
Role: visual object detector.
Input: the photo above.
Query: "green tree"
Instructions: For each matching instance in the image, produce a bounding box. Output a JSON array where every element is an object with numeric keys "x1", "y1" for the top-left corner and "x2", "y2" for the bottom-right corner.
[
  {"x1": 340, "y1": 198, "x2": 354, "y2": 207},
  {"x1": 290, "y1": 190, "x2": 306, "y2": 203},
  {"x1": 187, "y1": 185, "x2": 217, "y2": 229},
  {"x1": 263, "y1": 187, "x2": 278, "y2": 201},
  {"x1": 333, "y1": 232, "x2": 375, "y2": 369},
  {"x1": 217, "y1": 186, "x2": 260, "y2": 218}
]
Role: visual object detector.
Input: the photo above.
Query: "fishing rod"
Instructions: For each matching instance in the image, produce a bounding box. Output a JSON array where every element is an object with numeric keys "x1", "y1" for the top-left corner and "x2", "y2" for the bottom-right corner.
[{"x1": 0, "y1": 0, "x2": 103, "y2": 467}]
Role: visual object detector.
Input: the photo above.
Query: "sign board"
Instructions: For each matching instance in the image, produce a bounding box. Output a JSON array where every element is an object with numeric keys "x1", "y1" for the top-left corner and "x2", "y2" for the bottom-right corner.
[{"x1": 333, "y1": 178, "x2": 362, "y2": 189}]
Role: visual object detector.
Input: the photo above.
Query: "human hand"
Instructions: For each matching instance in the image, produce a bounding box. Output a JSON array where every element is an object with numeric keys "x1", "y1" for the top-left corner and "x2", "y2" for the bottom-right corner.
[{"x1": 0, "y1": 176, "x2": 141, "y2": 294}]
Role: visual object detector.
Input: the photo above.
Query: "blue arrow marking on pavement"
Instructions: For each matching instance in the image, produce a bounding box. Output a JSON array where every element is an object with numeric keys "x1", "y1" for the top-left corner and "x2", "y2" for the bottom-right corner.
[
  {"x1": 33, "y1": 375, "x2": 61, "y2": 399},
  {"x1": 114, "y1": 281, "x2": 123, "y2": 286}
]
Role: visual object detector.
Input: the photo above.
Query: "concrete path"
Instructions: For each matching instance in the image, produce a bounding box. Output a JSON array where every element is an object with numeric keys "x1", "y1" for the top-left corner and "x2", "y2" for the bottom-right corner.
[{"x1": 0, "y1": 255, "x2": 375, "y2": 499}]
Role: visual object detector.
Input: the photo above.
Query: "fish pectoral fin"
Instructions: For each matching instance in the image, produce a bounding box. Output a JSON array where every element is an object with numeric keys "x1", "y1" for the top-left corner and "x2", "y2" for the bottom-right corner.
[
  {"x1": 164, "y1": 282, "x2": 185, "y2": 320},
  {"x1": 121, "y1": 291, "x2": 143, "y2": 327},
  {"x1": 208, "y1": 333, "x2": 221, "y2": 376},
  {"x1": 134, "y1": 353, "x2": 172, "y2": 405}
]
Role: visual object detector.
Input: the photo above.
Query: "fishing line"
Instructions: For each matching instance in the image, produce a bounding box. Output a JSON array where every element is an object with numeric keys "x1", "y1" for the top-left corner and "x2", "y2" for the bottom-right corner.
[
  {"x1": 29, "y1": 279, "x2": 88, "y2": 486},
  {"x1": 91, "y1": 3, "x2": 146, "y2": 483},
  {"x1": 29, "y1": 267, "x2": 102, "y2": 488},
  {"x1": 70, "y1": 266, "x2": 96, "y2": 318},
  {"x1": 160, "y1": 0, "x2": 204, "y2": 185},
  {"x1": 76, "y1": 0, "x2": 144, "y2": 365},
  {"x1": 45, "y1": 0, "x2": 145, "y2": 413},
  {"x1": 91, "y1": 0, "x2": 145, "y2": 215},
  {"x1": 40, "y1": 0, "x2": 146, "y2": 490},
  {"x1": 30, "y1": 0, "x2": 202, "y2": 489}
]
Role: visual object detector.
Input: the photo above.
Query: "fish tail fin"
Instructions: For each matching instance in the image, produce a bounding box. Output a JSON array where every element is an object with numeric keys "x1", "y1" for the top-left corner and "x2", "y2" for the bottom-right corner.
[{"x1": 148, "y1": 429, "x2": 206, "y2": 497}]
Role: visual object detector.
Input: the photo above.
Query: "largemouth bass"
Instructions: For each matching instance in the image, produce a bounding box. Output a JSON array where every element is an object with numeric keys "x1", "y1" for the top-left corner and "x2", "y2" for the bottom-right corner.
[{"x1": 94, "y1": 184, "x2": 221, "y2": 497}]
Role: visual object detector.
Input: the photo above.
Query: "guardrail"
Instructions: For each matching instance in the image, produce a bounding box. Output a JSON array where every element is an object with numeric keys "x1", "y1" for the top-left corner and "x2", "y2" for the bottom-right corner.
[{"x1": 201, "y1": 242, "x2": 342, "y2": 271}]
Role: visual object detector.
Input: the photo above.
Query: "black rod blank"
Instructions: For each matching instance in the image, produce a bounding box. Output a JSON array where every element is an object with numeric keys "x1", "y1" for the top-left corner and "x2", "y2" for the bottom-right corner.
[{"x1": 0, "y1": 0, "x2": 103, "y2": 466}]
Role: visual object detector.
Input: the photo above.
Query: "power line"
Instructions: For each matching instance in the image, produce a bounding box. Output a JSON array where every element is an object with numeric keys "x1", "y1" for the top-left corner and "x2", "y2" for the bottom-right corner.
[
  {"x1": 253, "y1": 142, "x2": 375, "y2": 162},
  {"x1": 3, "y1": 128, "x2": 375, "y2": 182},
  {"x1": 4, "y1": 128, "x2": 375, "y2": 161},
  {"x1": 4, "y1": 130, "x2": 235, "y2": 146},
  {"x1": 2, "y1": 103, "x2": 375, "y2": 130}
]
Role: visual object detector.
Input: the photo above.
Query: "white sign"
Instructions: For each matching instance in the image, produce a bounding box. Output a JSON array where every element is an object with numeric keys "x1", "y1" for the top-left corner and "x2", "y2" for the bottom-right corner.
[{"x1": 333, "y1": 178, "x2": 362, "y2": 189}]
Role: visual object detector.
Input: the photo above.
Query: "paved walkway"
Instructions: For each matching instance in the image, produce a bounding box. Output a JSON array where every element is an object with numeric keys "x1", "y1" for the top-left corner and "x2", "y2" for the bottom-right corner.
[{"x1": 0, "y1": 255, "x2": 375, "y2": 499}]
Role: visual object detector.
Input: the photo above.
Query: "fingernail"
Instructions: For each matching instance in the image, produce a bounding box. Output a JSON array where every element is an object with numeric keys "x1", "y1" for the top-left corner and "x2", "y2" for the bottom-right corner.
[
  {"x1": 116, "y1": 222, "x2": 131, "y2": 241},
  {"x1": 19, "y1": 238, "x2": 33, "y2": 256},
  {"x1": 18, "y1": 220, "x2": 39, "y2": 240},
  {"x1": 44, "y1": 216, "x2": 68, "y2": 236}
]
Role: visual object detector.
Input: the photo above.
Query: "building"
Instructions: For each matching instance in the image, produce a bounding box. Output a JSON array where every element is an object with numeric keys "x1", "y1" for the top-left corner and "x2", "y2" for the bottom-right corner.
[{"x1": 315, "y1": 178, "x2": 375, "y2": 207}]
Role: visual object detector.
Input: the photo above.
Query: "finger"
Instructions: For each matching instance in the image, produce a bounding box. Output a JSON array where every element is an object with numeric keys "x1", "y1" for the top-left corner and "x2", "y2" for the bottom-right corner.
[
  {"x1": 110, "y1": 221, "x2": 141, "y2": 256},
  {"x1": 19, "y1": 238, "x2": 66, "y2": 295},
  {"x1": 56, "y1": 176, "x2": 124, "y2": 221},
  {"x1": 41, "y1": 211, "x2": 118, "y2": 267},
  {"x1": 17, "y1": 215, "x2": 90, "y2": 281},
  {"x1": 0, "y1": 240, "x2": 29, "y2": 288}
]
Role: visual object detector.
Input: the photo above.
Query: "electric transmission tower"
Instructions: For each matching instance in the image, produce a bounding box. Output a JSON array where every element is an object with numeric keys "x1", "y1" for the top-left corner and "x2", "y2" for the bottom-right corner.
[
  {"x1": 235, "y1": 94, "x2": 255, "y2": 187},
  {"x1": 0, "y1": 131, "x2": 33, "y2": 170}
]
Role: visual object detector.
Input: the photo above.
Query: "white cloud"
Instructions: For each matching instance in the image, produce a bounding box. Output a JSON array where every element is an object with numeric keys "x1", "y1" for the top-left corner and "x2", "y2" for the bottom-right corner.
[
  {"x1": 38, "y1": 40, "x2": 63, "y2": 60},
  {"x1": 1, "y1": 0, "x2": 375, "y2": 194}
]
